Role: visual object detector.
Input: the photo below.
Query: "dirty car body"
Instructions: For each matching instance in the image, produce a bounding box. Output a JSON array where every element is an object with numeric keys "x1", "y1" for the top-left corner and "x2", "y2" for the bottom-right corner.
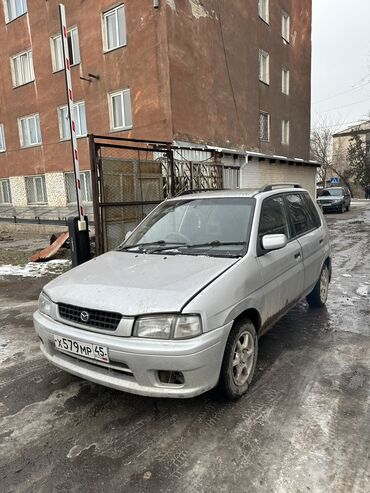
[{"x1": 34, "y1": 185, "x2": 331, "y2": 399}]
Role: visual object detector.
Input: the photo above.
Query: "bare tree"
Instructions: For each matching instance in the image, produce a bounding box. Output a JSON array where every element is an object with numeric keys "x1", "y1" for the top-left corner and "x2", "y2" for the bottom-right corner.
[{"x1": 310, "y1": 126, "x2": 333, "y2": 186}]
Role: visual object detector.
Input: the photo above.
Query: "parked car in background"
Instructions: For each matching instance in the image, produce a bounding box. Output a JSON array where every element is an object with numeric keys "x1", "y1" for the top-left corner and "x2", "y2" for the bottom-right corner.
[
  {"x1": 34, "y1": 184, "x2": 331, "y2": 401},
  {"x1": 317, "y1": 187, "x2": 351, "y2": 213}
]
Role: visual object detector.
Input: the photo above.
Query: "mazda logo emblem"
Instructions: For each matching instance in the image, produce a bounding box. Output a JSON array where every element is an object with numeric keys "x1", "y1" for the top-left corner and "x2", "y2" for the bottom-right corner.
[{"x1": 80, "y1": 310, "x2": 90, "y2": 323}]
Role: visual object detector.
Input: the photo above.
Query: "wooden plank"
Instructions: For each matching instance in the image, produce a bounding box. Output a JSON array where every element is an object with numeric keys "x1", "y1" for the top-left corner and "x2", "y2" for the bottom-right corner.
[{"x1": 30, "y1": 232, "x2": 70, "y2": 262}]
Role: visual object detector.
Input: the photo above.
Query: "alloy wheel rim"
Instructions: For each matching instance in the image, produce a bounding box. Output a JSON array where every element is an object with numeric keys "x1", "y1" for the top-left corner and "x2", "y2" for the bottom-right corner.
[
  {"x1": 320, "y1": 267, "x2": 329, "y2": 303},
  {"x1": 232, "y1": 331, "x2": 255, "y2": 386}
]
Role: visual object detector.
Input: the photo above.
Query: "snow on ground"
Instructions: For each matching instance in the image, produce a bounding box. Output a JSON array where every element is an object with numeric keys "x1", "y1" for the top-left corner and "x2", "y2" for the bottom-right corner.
[{"x1": 0, "y1": 259, "x2": 70, "y2": 278}]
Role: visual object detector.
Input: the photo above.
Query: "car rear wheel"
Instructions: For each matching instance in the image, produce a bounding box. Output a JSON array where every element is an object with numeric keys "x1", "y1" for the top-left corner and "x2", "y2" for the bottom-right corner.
[
  {"x1": 306, "y1": 264, "x2": 329, "y2": 308},
  {"x1": 346, "y1": 204, "x2": 350, "y2": 212},
  {"x1": 218, "y1": 319, "x2": 258, "y2": 401}
]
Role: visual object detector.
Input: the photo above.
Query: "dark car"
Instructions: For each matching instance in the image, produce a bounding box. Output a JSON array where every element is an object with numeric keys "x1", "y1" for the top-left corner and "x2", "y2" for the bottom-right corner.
[{"x1": 317, "y1": 187, "x2": 351, "y2": 213}]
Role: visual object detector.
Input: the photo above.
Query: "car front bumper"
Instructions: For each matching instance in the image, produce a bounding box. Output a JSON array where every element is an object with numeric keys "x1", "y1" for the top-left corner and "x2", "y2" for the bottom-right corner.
[
  {"x1": 33, "y1": 310, "x2": 232, "y2": 398},
  {"x1": 318, "y1": 201, "x2": 344, "y2": 211}
]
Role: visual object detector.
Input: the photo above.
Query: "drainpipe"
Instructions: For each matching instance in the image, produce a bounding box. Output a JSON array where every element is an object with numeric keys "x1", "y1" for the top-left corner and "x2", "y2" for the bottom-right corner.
[
  {"x1": 240, "y1": 153, "x2": 250, "y2": 188},
  {"x1": 154, "y1": 0, "x2": 160, "y2": 8}
]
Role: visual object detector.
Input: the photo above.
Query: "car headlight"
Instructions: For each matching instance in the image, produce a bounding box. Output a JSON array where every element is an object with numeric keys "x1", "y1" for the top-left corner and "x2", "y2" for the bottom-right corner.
[
  {"x1": 133, "y1": 315, "x2": 202, "y2": 340},
  {"x1": 333, "y1": 198, "x2": 342, "y2": 203},
  {"x1": 38, "y1": 291, "x2": 54, "y2": 317}
]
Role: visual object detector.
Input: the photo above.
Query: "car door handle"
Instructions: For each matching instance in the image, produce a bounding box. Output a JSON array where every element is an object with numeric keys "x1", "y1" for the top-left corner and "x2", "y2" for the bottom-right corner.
[
  {"x1": 294, "y1": 253, "x2": 301, "y2": 260},
  {"x1": 319, "y1": 239, "x2": 323, "y2": 244}
]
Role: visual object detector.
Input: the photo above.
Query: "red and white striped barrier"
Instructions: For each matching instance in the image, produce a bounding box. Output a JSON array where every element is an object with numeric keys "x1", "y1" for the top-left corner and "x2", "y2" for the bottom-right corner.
[{"x1": 59, "y1": 3, "x2": 86, "y2": 231}]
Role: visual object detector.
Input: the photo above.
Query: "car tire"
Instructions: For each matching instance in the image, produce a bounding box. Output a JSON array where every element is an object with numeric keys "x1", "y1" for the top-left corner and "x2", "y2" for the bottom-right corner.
[
  {"x1": 218, "y1": 319, "x2": 258, "y2": 401},
  {"x1": 346, "y1": 204, "x2": 350, "y2": 212},
  {"x1": 340, "y1": 204, "x2": 346, "y2": 213},
  {"x1": 306, "y1": 264, "x2": 330, "y2": 308}
]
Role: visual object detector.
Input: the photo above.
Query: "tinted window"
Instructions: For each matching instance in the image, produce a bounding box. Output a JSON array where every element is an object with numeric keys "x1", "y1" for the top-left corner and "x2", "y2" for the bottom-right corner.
[
  {"x1": 259, "y1": 196, "x2": 290, "y2": 238},
  {"x1": 303, "y1": 193, "x2": 321, "y2": 228},
  {"x1": 285, "y1": 193, "x2": 314, "y2": 236}
]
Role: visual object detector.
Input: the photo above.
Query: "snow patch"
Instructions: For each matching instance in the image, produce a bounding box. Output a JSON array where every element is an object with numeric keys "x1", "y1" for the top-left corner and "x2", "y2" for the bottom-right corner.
[
  {"x1": 356, "y1": 285, "x2": 368, "y2": 297},
  {"x1": 0, "y1": 259, "x2": 70, "y2": 278}
]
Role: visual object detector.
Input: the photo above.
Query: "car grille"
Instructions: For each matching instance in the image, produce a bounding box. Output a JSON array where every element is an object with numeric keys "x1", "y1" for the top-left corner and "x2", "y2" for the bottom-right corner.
[
  {"x1": 320, "y1": 200, "x2": 333, "y2": 205},
  {"x1": 58, "y1": 302, "x2": 122, "y2": 331}
]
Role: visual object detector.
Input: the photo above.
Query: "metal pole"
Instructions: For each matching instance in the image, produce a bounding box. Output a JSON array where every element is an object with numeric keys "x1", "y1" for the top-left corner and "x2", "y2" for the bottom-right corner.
[{"x1": 59, "y1": 3, "x2": 86, "y2": 231}]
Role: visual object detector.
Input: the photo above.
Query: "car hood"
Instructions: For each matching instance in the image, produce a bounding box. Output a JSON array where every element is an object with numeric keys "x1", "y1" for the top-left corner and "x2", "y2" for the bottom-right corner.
[
  {"x1": 317, "y1": 196, "x2": 342, "y2": 201},
  {"x1": 44, "y1": 251, "x2": 238, "y2": 315}
]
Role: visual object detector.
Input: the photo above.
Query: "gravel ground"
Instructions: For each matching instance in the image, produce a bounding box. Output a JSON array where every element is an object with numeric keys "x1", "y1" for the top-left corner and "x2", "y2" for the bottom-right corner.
[{"x1": 0, "y1": 204, "x2": 369, "y2": 493}]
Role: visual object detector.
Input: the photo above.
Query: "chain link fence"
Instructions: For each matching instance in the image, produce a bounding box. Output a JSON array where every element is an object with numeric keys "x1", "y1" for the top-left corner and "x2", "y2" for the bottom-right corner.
[{"x1": 90, "y1": 136, "x2": 226, "y2": 254}]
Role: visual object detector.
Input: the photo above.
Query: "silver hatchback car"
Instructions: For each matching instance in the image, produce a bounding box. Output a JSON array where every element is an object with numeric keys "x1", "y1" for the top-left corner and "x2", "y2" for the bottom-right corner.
[{"x1": 34, "y1": 184, "x2": 331, "y2": 400}]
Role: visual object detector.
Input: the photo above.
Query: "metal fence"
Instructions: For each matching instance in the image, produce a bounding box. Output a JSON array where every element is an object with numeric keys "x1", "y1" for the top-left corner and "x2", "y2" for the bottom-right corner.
[{"x1": 89, "y1": 135, "x2": 226, "y2": 255}]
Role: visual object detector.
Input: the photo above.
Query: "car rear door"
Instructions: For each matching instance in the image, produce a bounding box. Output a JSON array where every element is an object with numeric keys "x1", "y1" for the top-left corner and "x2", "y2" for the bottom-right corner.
[
  {"x1": 257, "y1": 195, "x2": 304, "y2": 325},
  {"x1": 284, "y1": 192, "x2": 324, "y2": 294}
]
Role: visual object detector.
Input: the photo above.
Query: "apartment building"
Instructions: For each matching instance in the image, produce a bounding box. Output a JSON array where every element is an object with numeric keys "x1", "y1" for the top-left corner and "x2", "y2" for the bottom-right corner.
[{"x1": 0, "y1": 0, "x2": 314, "y2": 208}]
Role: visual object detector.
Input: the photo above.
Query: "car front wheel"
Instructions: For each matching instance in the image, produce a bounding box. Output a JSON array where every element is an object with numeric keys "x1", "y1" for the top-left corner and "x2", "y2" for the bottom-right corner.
[
  {"x1": 306, "y1": 264, "x2": 330, "y2": 308},
  {"x1": 218, "y1": 319, "x2": 258, "y2": 400}
]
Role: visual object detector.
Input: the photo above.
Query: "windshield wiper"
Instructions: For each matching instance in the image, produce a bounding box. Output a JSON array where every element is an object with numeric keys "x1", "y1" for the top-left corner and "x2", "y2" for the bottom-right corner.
[
  {"x1": 149, "y1": 240, "x2": 246, "y2": 254},
  {"x1": 118, "y1": 241, "x2": 186, "y2": 252}
]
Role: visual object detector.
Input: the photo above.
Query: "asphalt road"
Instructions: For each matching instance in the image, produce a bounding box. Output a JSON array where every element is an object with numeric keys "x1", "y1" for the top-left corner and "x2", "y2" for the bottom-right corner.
[{"x1": 0, "y1": 203, "x2": 369, "y2": 493}]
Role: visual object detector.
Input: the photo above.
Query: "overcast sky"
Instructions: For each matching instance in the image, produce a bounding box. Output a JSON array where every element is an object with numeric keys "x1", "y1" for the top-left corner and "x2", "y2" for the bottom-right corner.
[{"x1": 311, "y1": 0, "x2": 370, "y2": 131}]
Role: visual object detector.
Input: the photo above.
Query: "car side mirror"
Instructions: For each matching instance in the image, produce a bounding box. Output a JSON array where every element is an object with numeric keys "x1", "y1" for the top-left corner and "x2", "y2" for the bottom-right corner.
[
  {"x1": 125, "y1": 231, "x2": 132, "y2": 241},
  {"x1": 262, "y1": 234, "x2": 288, "y2": 251}
]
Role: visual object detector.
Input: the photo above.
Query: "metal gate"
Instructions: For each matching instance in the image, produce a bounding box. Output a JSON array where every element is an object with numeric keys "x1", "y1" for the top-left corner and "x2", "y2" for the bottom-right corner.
[{"x1": 90, "y1": 135, "x2": 225, "y2": 255}]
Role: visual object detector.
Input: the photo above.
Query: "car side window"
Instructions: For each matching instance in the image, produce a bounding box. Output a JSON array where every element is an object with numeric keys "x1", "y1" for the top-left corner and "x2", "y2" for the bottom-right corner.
[
  {"x1": 303, "y1": 193, "x2": 321, "y2": 228},
  {"x1": 285, "y1": 193, "x2": 315, "y2": 237},
  {"x1": 259, "y1": 196, "x2": 290, "y2": 239}
]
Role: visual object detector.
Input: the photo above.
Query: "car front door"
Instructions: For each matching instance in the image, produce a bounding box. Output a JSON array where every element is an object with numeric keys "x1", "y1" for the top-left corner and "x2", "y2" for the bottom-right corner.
[
  {"x1": 284, "y1": 192, "x2": 324, "y2": 294},
  {"x1": 257, "y1": 195, "x2": 304, "y2": 327}
]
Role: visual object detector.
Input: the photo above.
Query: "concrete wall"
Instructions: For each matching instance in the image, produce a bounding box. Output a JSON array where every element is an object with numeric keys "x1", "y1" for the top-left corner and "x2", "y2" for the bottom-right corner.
[{"x1": 241, "y1": 158, "x2": 316, "y2": 197}]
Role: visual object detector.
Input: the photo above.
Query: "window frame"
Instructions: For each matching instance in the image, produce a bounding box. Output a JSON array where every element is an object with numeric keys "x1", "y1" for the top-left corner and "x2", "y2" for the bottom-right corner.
[
  {"x1": 102, "y1": 4, "x2": 127, "y2": 53},
  {"x1": 281, "y1": 119, "x2": 290, "y2": 145},
  {"x1": 0, "y1": 179, "x2": 12, "y2": 204},
  {"x1": 282, "y1": 67, "x2": 290, "y2": 95},
  {"x1": 0, "y1": 124, "x2": 6, "y2": 152},
  {"x1": 282, "y1": 11, "x2": 291, "y2": 43},
  {"x1": 259, "y1": 49, "x2": 270, "y2": 85},
  {"x1": 57, "y1": 101, "x2": 87, "y2": 140},
  {"x1": 4, "y1": 0, "x2": 27, "y2": 24},
  {"x1": 258, "y1": 195, "x2": 291, "y2": 254},
  {"x1": 259, "y1": 111, "x2": 270, "y2": 142},
  {"x1": 25, "y1": 175, "x2": 48, "y2": 204},
  {"x1": 18, "y1": 113, "x2": 42, "y2": 148},
  {"x1": 283, "y1": 192, "x2": 317, "y2": 239},
  {"x1": 10, "y1": 48, "x2": 35, "y2": 87},
  {"x1": 64, "y1": 170, "x2": 92, "y2": 203},
  {"x1": 258, "y1": 0, "x2": 269, "y2": 24},
  {"x1": 108, "y1": 88, "x2": 133, "y2": 131},
  {"x1": 50, "y1": 26, "x2": 80, "y2": 73}
]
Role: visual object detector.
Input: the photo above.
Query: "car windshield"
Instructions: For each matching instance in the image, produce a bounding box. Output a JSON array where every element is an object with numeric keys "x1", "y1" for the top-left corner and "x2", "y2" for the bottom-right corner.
[
  {"x1": 118, "y1": 197, "x2": 255, "y2": 257},
  {"x1": 320, "y1": 189, "x2": 344, "y2": 197}
]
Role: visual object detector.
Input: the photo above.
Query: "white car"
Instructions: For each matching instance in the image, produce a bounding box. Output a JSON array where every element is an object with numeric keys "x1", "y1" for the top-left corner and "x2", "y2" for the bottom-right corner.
[{"x1": 34, "y1": 184, "x2": 331, "y2": 400}]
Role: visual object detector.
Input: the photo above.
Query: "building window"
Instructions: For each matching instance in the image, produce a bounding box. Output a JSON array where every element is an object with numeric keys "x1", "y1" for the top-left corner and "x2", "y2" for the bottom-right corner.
[
  {"x1": 0, "y1": 124, "x2": 5, "y2": 152},
  {"x1": 25, "y1": 175, "x2": 47, "y2": 204},
  {"x1": 4, "y1": 0, "x2": 27, "y2": 23},
  {"x1": 282, "y1": 11, "x2": 290, "y2": 42},
  {"x1": 51, "y1": 27, "x2": 80, "y2": 72},
  {"x1": 58, "y1": 101, "x2": 87, "y2": 140},
  {"x1": 103, "y1": 4, "x2": 127, "y2": 52},
  {"x1": 65, "y1": 171, "x2": 92, "y2": 203},
  {"x1": 109, "y1": 89, "x2": 132, "y2": 131},
  {"x1": 259, "y1": 112, "x2": 270, "y2": 142},
  {"x1": 18, "y1": 113, "x2": 42, "y2": 147},
  {"x1": 282, "y1": 67, "x2": 290, "y2": 95},
  {"x1": 282, "y1": 120, "x2": 290, "y2": 145},
  {"x1": 0, "y1": 179, "x2": 12, "y2": 204},
  {"x1": 259, "y1": 50, "x2": 269, "y2": 84},
  {"x1": 11, "y1": 49, "x2": 34, "y2": 87},
  {"x1": 258, "y1": 0, "x2": 269, "y2": 23}
]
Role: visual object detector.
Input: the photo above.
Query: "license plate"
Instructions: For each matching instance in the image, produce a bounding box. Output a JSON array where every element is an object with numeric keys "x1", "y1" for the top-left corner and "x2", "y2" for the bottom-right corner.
[{"x1": 54, "y1": 335, "x2": 109, "y2": 363}]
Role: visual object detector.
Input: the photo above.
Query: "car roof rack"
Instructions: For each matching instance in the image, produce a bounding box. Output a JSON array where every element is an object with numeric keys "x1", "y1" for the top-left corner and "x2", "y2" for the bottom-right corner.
[
  {"x1": 259, "y1": 183, "x2": 303, "y2": 193},
  {"x1": 176, "y1": 188, "x2": 226, "y2": 197}
]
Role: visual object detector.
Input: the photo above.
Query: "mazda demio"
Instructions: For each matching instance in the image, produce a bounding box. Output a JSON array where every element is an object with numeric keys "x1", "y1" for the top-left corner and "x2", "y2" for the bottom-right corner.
[{"x1": 34, "y1": 184, "x2": 331, "y2": 400}]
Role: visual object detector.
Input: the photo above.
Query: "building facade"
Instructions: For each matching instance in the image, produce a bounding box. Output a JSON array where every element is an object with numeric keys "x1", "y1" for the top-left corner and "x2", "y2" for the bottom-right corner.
[{"x1": 0, "y1": 0, "x2": 313, "y2": 209}]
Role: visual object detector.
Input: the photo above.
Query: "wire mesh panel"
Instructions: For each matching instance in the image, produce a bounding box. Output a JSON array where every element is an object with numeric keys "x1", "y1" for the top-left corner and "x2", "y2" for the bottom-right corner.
[{"x1": 90, "y1": 136, "x2": 225, "y2": 254}]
